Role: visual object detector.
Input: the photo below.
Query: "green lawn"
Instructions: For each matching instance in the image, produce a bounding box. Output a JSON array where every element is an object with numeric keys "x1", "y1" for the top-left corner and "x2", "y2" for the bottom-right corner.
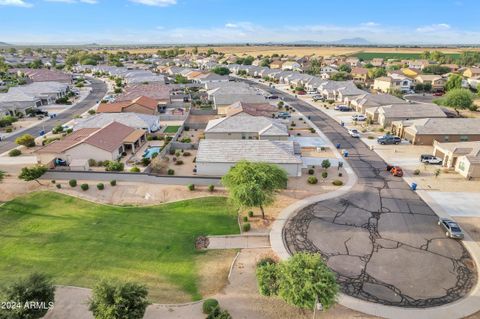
[
  {"x1": 163, "y1": 125, "x2": 181, "y2": 133},
  {"x1": 0, "y1": 192, "x2": 238, "y2": 302},
  {"x1": 352, "y1": 52, "x2": 461, "y2": 61}
]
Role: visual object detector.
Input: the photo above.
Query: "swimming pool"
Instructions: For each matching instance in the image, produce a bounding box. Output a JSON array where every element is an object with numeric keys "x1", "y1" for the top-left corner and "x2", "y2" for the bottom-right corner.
[{"x1": 143, "y1": 147, "x2": 161, "y2": 159}]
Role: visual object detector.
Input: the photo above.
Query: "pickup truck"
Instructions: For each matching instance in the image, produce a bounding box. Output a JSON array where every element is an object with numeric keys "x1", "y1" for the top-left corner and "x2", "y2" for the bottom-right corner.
[{"x1": 377, "y1": 135, "x2": 401, "y2": 145}]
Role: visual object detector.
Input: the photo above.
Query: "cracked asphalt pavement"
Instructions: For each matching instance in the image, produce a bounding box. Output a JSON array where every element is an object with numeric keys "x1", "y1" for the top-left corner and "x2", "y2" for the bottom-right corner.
[{"x1": 240, "y1": 79, "x2": 477, "y2": 308}]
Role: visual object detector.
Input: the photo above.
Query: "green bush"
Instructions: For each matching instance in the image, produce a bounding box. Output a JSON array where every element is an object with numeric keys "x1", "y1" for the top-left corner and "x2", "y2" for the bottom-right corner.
[
  {"x1": 167, "y1": 169, "x2": 175, "y2": 175},
  {"x1": 183, "y1": 151, "x2": 191, "y2": 156},
  {"x1": 248, "y1": 211, "x2": 254, "y2": 218},
  {"x1": 175, "y1": 160, "x2": 184, "y2": 165},
  {"x1": 307, "y1": 168, "x2": 314, "y2": 175},
  {"x1": 110, "y1": 180, "x2": 117, "y2": 186},
  {"x1": 69, "y1": 179, "x2": 77, "y2": 187},
  {"x1": 413, "y1": 169, "x2": 420, "y2": 175},
  {"x1": 202, "y1": 299, "x2": 219, "y2": 314},
  {"x1": 130, "y1": 166, "x2": 141, "y2": 173},
  {"x1": 322, "y1": 171, "x2": 328, "y2": 179},
  {"x1": 51, "y1": 180, "x2": 56, "y2": 184},
  {"x1": 307, "y1": 176, "x2": 318, "y2": 184},
  {"x1": 9, "y1": 149, "x2": 21, "y2": 157},
  {"x1": 106, "y1": 161, "x2": 124, "y2": 172},
  {"x1": 80, "y1": 184, "x2": 89, "y2": 191},
  {"x1": 332, "y1": 180, "x2": 343, "y2": 186},
  {"x1": 256, "y1": 260, "x2": 280, "y2": 296},
  {"x1": 187, "y1": 184, "x2": 195, "y2": 191},
  {"x1": 56, "y1": 183, "x2": 61, "y2": 189},
  {"x1": 208, "y1": 184, "x2": 215, "y2": 192},
  {"x1": 242, "y1": 223, "x2": 251, "y2": 232},
  {"x1": 141, "y1": 157, "x2": 151, "y2": 166},
  {"x1": 97, "y1": 183, "x2": 104, "y2": 190},
  {"x1": 15, "y1": 134, "x2": 35, "y2": 147},
  {"x1": 242, "y1": 216, "x2": 248, "y2": 222}
]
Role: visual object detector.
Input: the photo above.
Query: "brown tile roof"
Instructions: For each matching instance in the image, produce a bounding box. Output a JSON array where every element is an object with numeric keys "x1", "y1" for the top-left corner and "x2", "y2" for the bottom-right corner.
[
  {"x1": 97, "y1": 96, "x2": 158, "y2": 113},
  {"x1": 83, "y1": 122, "x2": 135, "y2": 152},
  {"x1": 226, "y1": 101, "x2": 277, "y2": 117},
  {"x1": 352, "y1": 67, "x2": 368, "y2": 75},
  {"x1": 37, "y1": 128, "x2": 99, "y2": 154},
  {"x1": 131, "y1": 96, "x2": 158, "y2": 110},
  {"x1": 123, "y1": 129, "x2": 146, "y2": 144},
  {"x1": 115, "y1": 83, "x2": 171, "y2": 102}
]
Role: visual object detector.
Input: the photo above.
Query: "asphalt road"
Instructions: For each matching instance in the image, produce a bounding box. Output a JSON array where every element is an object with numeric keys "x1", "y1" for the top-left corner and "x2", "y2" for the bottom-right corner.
[
  {"x1": 240, "y1": 79, "x2": 476, "y2": 308},
  {"x1": 0, "y1": 77, "x2": 107, "y2": 154}
]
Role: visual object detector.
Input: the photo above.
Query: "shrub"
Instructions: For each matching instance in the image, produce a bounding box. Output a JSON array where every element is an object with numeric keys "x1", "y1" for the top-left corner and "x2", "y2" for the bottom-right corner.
[
  {"x1": 51, "y1": 180, "x2": 56, "y2": 184},
  {"x1": 332, "y1": 180, "x2": 343, "y2": 186},
  {"x1": 87, "y1": 109, "x2": 96, "y2": 115},
  {"x1": 187, "y1": 184, "x2": 195, "y2": 191},
  {"x1": 307, "y1": 168, "x2": 314, "y2": 175},
  {"x1": 413, "y1": 169, "x2": 420, "y2": 175},
  {"x1": 9, "y1": 149, "x2": 21, "y2": 157},
  {"x1": 169, "y1": 148, "x2": 175, "y2": 155},
  {"x1": 141, "y1": 157, "x2": 151, "y2": 166},
  {"x1": 307, "y1": 176, "x2": 318, "y2": 184},
  {"x1": 15, "y1": 134, "x2": 35, "y2": 147},
  {"x1": 242, "y1": 223, "x2": 251, "y2": 232},
  {"x1": 97, "y1": 183, "x2": 104, "y2": 190},
  {"x1": 130, "y1": 166, "x2": 141, "y2": 173},
  {"x1": 322, "y1": 171, "x2": 328, "y2": 179},
  {"x1": 367, "y1": 136, "x2": 375, "y2": 139},
  {"x1": 208, "y1": 184, "x2": 215, "y2": 192},
  {"x1": 183, "y1": 151, "x2": 191, "y2": 156},
  {"x1": 309, "y1": 128, "x2": 315, "y2": 133},
  {"x1": 56, "y1": 183, "x2": 61, "y2": 189},
  {"x1": 146, "y1": 135, "x2": 153, "y2": 141},
  {"x1": 243, "y1": 216, "x2": 248, "y2": 222},
  {"x1": 80, "y1": 184, "x2": 89, "y2": 191},
  {"x1": 69, "y1": 179, "x2": 77, "y2": 187},
  {"x1": 256, "y1": 260, "x2": 280, "y2": 296},
  {"x1": 106, "y1": 161, "x2": 124, "y2": 172},
  {"x1": 110, "y1": 180, "x2": 117, "y2": 186},
  {"x1": 167, "y1": 169, "x2": 175, "y2": 175},
  {"x1": 175, "y1": 160, "x2": 184, "y2": 165},
  {"x1": 202, "y1": 299, "x2": 219, "y2": 315},
  {"x1": 248, "y1": 211, "x2": 254, "y2": 218},
  {"x1": 88, "y1": 159, "x2": 97, "y2": 166}
]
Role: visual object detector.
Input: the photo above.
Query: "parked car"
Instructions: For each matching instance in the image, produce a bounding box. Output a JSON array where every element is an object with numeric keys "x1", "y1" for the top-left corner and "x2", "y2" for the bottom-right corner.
[
  {"x1": 377, "y1": 135, "x2": 402, "y2": 145},
  {"x1": 386, "y1": 165, "x2": 404, "y2": 177},
  {"x1": 438, "y1": 218, "x2": 464, "y2": 239},
  {"x1": 420, "y1": 154, "x2": 443, "y2": 165},
  {"x1": 266, "y1": 95, "x2": 278, "y2": 100},
  {"x1": 405, "y1": 89, "x2": 415, "y2": 94},
  {"x1": 313, "y1": 95, "x2": 324, "y2": 102},
  {"x1": 334, "y1": 105, "x2": 352, "y2": 112},
  {"x1": 352, "y1": 114, "x2": 367, "y2": 121},
  {"x1": 277, "y1": 112, "x2": 291, "y2": 119},
  {"x1": 54, "y1": 158, "x2": 67, "y2": 166},
  {"x1": 433, "y1": 91, "x2": 445, "y2": 96},
  {"x1": 348, "y1": 129, "x2": 360, "y2": 138}
]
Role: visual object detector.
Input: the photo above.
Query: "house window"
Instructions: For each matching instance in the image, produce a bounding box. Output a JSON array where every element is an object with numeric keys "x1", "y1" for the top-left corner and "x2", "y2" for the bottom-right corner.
[
  {"x1": 460, "y1": 135, "x2": 469, "y2": 142},
  {"x1": 444, "y1": 136, "x2": 449, "y2": 142}
]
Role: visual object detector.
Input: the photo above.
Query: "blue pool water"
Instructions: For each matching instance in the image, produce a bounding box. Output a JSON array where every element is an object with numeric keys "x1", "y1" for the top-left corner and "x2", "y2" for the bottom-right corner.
[{"x1": 143, "y1": 147, "x2": 161, "y2": 159}]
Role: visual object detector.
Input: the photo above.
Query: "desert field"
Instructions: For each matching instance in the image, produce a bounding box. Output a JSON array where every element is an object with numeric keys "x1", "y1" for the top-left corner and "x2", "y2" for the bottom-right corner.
[{"x1": 106, "y1": 45, "x2": 480, "y2": 58}]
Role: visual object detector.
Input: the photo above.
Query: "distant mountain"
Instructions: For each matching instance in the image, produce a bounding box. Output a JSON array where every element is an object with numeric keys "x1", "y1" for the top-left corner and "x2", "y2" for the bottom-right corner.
[
  {"x1": 0, "y1": 42, "x2": 11, "y2": 46},
  {"x1": 283, "y1": 38, "x2": 371, "y2": 46}
]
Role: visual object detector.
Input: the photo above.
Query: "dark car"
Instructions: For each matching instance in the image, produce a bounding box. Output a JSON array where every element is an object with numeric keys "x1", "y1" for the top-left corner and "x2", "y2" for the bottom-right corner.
[
  {"x1": 377, "y1": 135, "x2": 402, "y2": 145},
  {"x1": 438, "y1": 218, "x2": 464, "y2": 239},
  {"x1": 266, "y1": 95, "x2": 278, "y2": 100},
  {"x1": 334, "y1": 105, "x2": 352, "y2": 112}
]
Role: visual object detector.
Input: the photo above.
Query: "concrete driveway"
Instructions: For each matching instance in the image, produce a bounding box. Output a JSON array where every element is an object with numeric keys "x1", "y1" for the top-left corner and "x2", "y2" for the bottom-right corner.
[
  {"x1": 428, "y1": 192, "x2": 480, "y2": 217},
  {"x1": 241, "y1": 78, "x2": 477, "y2": 308}
]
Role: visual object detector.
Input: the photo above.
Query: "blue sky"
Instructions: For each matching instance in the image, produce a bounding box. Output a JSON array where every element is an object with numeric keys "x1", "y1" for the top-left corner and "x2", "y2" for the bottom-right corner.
[{"x1": 1, "y1": 0, "x2": 480, "y2": 44}]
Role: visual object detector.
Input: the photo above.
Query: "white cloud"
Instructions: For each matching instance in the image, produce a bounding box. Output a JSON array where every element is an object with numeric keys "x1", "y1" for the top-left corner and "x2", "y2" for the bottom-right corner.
[
  {"x1": 416, "y1": 23, "x2": 451, "y2": 32},
  {"x1": 129, "y1": 0, "x2": 176, "y2": 6},
  {"x1": 0, "y1": 0, "x2": 32, "y2": 7},
  {"x1": 225, "y1": 23, "x2": 238, "y2": 28},
  {"x1": 44, "y1": 0, "x2": 97, "y2": 3},
  {"x1": 361, "y1": 22, "x2": 379, "y2": 27}
]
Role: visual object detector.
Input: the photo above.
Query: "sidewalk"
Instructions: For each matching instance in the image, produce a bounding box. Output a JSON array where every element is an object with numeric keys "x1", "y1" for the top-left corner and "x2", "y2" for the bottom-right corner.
[{"x1": 207, "y1": 235, "x2": 270, "y2": 249}]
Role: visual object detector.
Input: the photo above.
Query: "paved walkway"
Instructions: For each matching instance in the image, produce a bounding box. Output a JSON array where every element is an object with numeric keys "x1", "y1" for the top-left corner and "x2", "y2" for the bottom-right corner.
[
  {"x1": 242, "y1": 78, "x2": 480, "y2": 319},
  {"x1": 207, "y1": 235, "x2": 270, "y2": 249}
]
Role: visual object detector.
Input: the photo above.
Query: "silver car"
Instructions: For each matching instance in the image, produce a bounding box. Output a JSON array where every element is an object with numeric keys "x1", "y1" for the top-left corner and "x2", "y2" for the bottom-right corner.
[{"x1": 438, "y1": 218, "x2": 464, "y2": 239}]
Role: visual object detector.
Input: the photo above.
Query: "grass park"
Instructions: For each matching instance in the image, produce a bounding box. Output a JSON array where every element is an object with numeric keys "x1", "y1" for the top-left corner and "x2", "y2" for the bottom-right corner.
[
  {"x1": 0, "y1": 192, "x2": 239, "y2": 302},
  {"x1": 163, "y1": 125, "x2": 181, "y2": 133}
]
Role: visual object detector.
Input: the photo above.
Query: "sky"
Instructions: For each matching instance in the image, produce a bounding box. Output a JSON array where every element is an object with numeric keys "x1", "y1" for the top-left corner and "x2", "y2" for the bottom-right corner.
[{"x1": 1, "y1": 0, "x2": 480, "y2": 45}]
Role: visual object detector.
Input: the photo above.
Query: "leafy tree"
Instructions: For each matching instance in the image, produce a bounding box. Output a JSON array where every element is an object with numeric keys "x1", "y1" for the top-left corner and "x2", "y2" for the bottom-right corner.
[
  {"x1": 0, "y1": 170, "x2": 4, "y2": 183},
  {"x1": 0, "y1": 273, "x2": 55, "y2": 319},
  {"x1": 278, "y1": 253, "x2": 339, "y2": 310},
  {"x1": 305, "y1": 58, "x2": 321, "y2": 75},
  {"x1": 15, "y1": 134, "x2": 35, "y2": 147},
  {"x1": 192, "y1": 46, "x2": 198, "y2": 54},
  {"x1": 445, "y1": 74, "x2": 463, "y2": 91},
  {"x1": 222, "y1": 161, "x2": 288, "y2": 219},
  {"x1": 438, "y1": 88, "x2": 476, "y2": 111},
  {"x1": 459, "y1": 51, "x2": 480, "y2": 66},
  {"x1": 367, "y1": 67, "x2": 387, "y2": 79},
  {"x1": 256, "y1": 260, "x2": 280, "y2": 296},
  {"x1": 477, "y1": 84, "x2": 480, "y2": 96},
  {"x1": 321, "y1": 159, "x2": 331, "y2": 170},
  {"x1": 330, "y1": 72, "x2": 351, "y2": 81},
  {"x1": 18, "y1": 165, "x2": 47, "y2": 184},
  {"x1": 260, "y1": 58, "x2": 271, "y2": 67},
  {"x1": 105, "y1": 161, "x2": 124, "y2": 172},
  {"x1": 0, "y1": 56, "x2": 8, "y2": 73},
  {"x1": 422, "y1": 65, "x2": 451, "y2": 75},
  {"x1": 212, "y1": 66, "x2": 230, "y2": 76},
  {"x1": 29, "y1": 59, "x2": 43, "y2": 69},
  {"x1": 423, "y1": 82, "x2": 432, "y2": 92},
  {"x1": 174, "y1": 74, "x2": 188, "y2": 84},
  {"x1": 89, "y1": 280, "x2": 150, "y2": 319},
  {"x1": 338, "y1": 64, "x2": 351, "y2": 73}
]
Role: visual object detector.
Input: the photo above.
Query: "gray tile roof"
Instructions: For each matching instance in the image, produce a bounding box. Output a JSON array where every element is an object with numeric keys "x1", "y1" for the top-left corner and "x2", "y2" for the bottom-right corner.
[
  {"x1": 73, "y1": 113, "x2": 160, "y2": 132},
  {"x1": 205, "y1": 113, "x2": 287, "y2": 136},
  {"x1": 406, "y1": 118, "x2": 480, "y2": 135},
  {"x1": 378, "y1": 103, "x2": 446, "y2": 118},
  {"x1": 196, "y1": 139, "x2": 302, "y2": 164}
]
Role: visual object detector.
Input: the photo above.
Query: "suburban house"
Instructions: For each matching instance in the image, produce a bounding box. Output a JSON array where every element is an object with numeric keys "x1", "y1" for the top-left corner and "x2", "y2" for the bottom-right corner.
[
  {"x1": 204, "y1": 113, "x2": 288, "y2": 140},
  {"x1": 392, "y1": 118, "x2": 480, "y2": 145},
  {"x1": 371, "y1": 58, "x2": 384, "y2": 67},
  {"x1": 433, "y1": 141, "x2": 480, "y2": 179},
  {"x1": 351, "y1": 67, "x2": 369, "y2": 83},
  {"x1": 415, "y1": 75, "x2": 447, "y2": 91},
  {"x1": 350, "y1": 93, "x2": 407, "y2": 114},
  {"x1": 225, "y1": 101, "x2": 277, "y2": 117},
  {"x1": 207, "y1": 83, "x2": 266, "y2": 114},
  {"x1": 441, "y1": 64, "x2": 459, "y2": 72},
  {"x1": 196, "y1": 139, "x2": 302, "y2": 177},
  {"x1": 463, "y1": 67, "x2": 480, "y2": 78},
  {"x1": 13, "y1": 68, "x2": 72, "y2": 83},
  {"x1": 192, "y1": 73, "x2": 230, "y2": 84},
  {"x1": 36, "y1": 122, "x2": 147, "y2": 165},
  {"x1": 97, "y1": 96, "x2": 159, "y2": 115},
  {"x1": 367, "y1": 103, "x2": 446, "y2": 126},
  {"x1": 408, "y1": 60, "x2": 430, "y2": 70},
  {"x1": 115, "y1": 83, "x2": 171, "y2": 105},
  {"x1": 281, "y1": 61, "x2": 302, "y2": 71},
  {"x1": 345, "y1": 57, "x2": 360, "y2": 67},
  {"x1": 373, "y1": 75, "x2": 412, "y2": 93},
  {"x1": 269, "y1": 60, "x2": 284, "y2": 69},
  {"x1": 73, "y1": 113, "x2": 161, "y2": 133}
]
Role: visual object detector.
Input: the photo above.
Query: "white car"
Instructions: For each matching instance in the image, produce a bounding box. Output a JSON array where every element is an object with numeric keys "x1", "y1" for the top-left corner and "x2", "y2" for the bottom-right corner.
[
  {"x1": 348, "y1": 129, "x2": 360, "y2": 138},
  {"x1": 352, "y1": 114, "x2": 367, "y2": 121}
]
